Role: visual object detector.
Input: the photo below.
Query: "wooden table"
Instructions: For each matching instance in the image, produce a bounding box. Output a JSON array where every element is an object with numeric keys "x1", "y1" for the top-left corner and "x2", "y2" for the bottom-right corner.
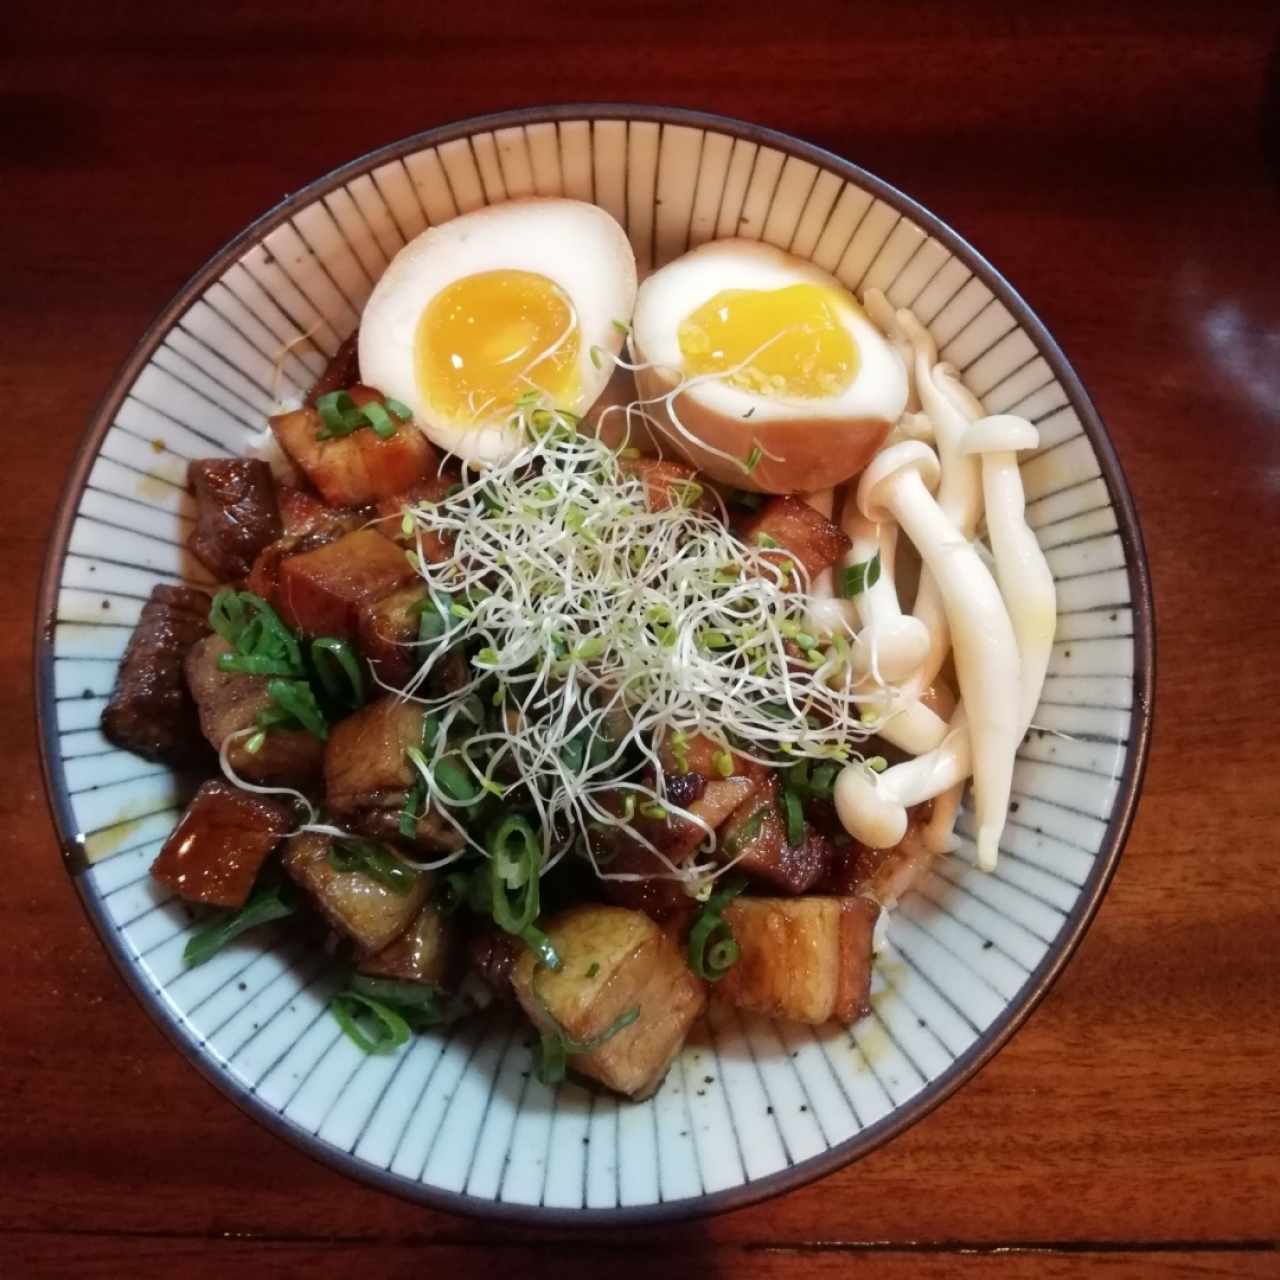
[{"x1": 4, "y1": 3, "x2": 1278, "y2": 1275}]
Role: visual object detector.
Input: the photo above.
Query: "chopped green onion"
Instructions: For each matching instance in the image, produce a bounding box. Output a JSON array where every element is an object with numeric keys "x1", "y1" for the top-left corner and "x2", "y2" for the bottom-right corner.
[
  {"x1": 841, "y1": 551, "x2": 882, "y2": 598},
  {"x1": 433, "y1": 754, "x2": 482, "y2": 804},
  {"x1": 488, "y1": 814, "x2": 543, "y2": 938},
  {"x1": 744, "y1": 444, "x2": 763, "y2": 474},
  {"x1": 328, "y1": 838, "x2": 418, "y2": 895},
  {"x1": 310, "y1": 636, "x2": 365, "y2": 709},
  {"x1": 210, "y1": 589, "x2": 303, "y2": 677},
  {"x1": 520, "y1": 924, "x2": 562, "y2": 972},
  {"x1": 265, "y1": 679, "x2": 328, "y2": 740},
  {"x1": 347, "y1": 974, "x2": 464, "y2": 1031},
  {"x1": 585, "y1": 961, "x2": 601, "y2": 978},
  {"x1": 384, "y1": 397, "x2": 413, "y2": 421},
  {"x1": 531, "y1": 965, "x2": 639, "y2": 1085},
  {"x1": 361, "y1": 400, "x2": 397, "y2": 439},
  {"x1": 780, "y1": 788, "x2": 805, "y2": 847},
  {"x1": 753, "y1": 531, "x2": 780, "y2": 549},
  {"x1": 687, "y1": 875, "x2": 747, "y2": 982},
  {"x1": 183, "y1": 880, "x2": 295, "y2": 968},
  {"x1": 727, "y1": 805, "x2": 768, "y2": 853},
  {"x1": 331, "y1": 991, "x2": 412, "y2": 1054}
]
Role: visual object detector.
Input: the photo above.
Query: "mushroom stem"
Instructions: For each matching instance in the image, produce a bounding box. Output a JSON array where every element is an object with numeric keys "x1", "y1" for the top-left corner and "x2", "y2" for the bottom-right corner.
[
  {"x1": 836, "y1": 503, "x2": 947, "y2": 752},
  {"x1": 854, "y1": 442, "x2": 1021, "y2": 871},
  {"x1": 962, "y1": 415, "x2": 1057, "y2": 732},
  {"x1": 863, "y1": 289, "x2": 920, "y2": 412},
  {"x1": 922, "y1": 783, "x2": 964, "y2": 855}
]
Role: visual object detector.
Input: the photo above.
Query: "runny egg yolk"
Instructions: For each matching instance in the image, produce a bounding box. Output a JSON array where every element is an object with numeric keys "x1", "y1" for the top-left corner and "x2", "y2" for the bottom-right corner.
[
  {"x1": 677, "y1": 283, "x2": 860, "y2": 399},
  {"x1": 415, "y1": 269, "x2": 580, "y2": 420}
]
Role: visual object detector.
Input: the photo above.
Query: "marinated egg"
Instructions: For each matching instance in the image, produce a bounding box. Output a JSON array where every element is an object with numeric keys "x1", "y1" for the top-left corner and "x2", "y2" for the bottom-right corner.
[
  {"x1": 630, "y1": 240, "x2": 908, "y2": 491},
  {"x1": 359, "y1": 199, "x2": 637, "y2": 465}
]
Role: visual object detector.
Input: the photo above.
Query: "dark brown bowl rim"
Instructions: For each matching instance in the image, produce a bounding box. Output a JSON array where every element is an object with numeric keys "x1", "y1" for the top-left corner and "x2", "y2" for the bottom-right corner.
[{"x1": 34, "y1": 102, "x2": 1155, "y2": 1227}]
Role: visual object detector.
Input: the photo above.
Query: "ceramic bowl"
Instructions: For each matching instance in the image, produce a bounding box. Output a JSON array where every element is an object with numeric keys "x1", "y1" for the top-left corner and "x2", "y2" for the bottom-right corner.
[{"x1": 35, "y1": 105, "x2": 1153, "y2": 1223}]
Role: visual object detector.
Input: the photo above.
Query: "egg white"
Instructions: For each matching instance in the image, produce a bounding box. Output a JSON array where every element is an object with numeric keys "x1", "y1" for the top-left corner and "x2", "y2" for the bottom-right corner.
[
  {"x1": 631, "y1": 238, "x2": 907, "y2": 428},
  {"x1": 359, "y1": 198, "x2": 637, "y2": 465}
]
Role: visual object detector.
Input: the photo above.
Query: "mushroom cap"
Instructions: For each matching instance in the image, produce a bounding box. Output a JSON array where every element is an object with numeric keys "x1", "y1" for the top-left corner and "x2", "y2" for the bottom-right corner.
[
  {"x1": 857, "y1": 440, "x2": 941, "y2": 523},
  {"x1": 961, "y1": 413, "x2": 1040, "y2": 455},
  {"x1": 834, "y1": 765, "x2": 909, "y2": 849}
]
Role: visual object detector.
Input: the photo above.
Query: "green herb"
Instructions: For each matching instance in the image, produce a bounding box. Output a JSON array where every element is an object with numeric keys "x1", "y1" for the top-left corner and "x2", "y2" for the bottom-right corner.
[
  {"x1": 743, "y1": 444, "x2": 764, "y2": 474},
  {"x1": 327, "y1": 838, "x2": 418, "y2": 895},
  {"x1": 211, "y1": 589, "x2": 303, "y2": 677},
  {"x1": 262, "y1": 678, "x2": 328, "y2": 740},
  {"x1": 727, "y1": 805, "x2": 768, "y2": 853},
  {"x1": 754, "y1": 531, "x2": 780, "y2": 549},
  {"x1": 841, "y1": 551, "x2": 882, "y2": 598},
  {"x1": 488, "y1": 814, "x2": 542, "y2": 934},
  {"x1": 183, "y1": 880, "x2": 295, "y2": 968},
  {"x1": 385, "y1": 398, "x2": 413, "y2": 421},
  {"x1": 310, "y1": 636, "x2": 365, "y2": 709},
  {"x1": 585, "y1": 962, "x2": 600, "y2": 979},
  {"x1": 314, "y1": 389, "x2": 402, "y2": 442},
  {"x1": 687, "y1": 875, "x2": 747, "y2": 982},
  {"x1": 780, "y1": 788, "x2": 805, "y2": 847},
  {"x1": 432, "y1": 753, "x2": 483, "y2": 804},
  {"x1": 331, "y1": 991, "x2": 412, "y2": 1054},
  {"x1": 346, "y1": 974, "x2": 465, "y2": 1031}
]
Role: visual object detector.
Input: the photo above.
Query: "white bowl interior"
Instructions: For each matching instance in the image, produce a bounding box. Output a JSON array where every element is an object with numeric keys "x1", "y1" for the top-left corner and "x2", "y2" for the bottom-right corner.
[{"x1": 46, "y1": 112, "x2": 1139, "y2": 1216}]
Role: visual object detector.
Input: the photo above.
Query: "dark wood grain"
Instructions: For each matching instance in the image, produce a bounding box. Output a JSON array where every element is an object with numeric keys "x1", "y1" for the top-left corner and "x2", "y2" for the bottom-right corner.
[{"x1": 2, "y1": 1, "x2": 1279, "y2": 1275}]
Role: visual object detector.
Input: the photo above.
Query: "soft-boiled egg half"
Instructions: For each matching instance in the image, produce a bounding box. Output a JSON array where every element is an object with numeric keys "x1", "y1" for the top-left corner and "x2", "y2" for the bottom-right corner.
[
  {"x1": 631, "y1": 240, "x2": 908, "y2": 491},
  {"x1": 359, "y1": 199, "x2": 637, "y2": 465}
]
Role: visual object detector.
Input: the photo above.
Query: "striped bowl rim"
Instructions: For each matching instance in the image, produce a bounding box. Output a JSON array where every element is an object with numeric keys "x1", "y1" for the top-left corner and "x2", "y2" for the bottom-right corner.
[{"x1": 34, "y1": 103, "x2": 1154, "y2": 1224}]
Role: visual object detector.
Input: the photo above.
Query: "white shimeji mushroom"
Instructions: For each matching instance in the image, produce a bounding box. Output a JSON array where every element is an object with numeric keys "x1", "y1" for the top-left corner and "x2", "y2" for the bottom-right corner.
[
  {"x1": 863, "y1": 289, "x2": 920, "y2": 412},
  {"x1": 962, "y1": 414, "x2": 1057, "y2": 734},
  {"x1": 842, "y1": 441, "x2": 1022, "y2": 871}
]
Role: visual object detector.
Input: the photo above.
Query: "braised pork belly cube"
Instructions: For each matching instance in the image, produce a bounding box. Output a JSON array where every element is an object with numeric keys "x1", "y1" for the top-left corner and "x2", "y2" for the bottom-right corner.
[
  {"x1": 358, "y1": 901, "x2": 459, "y2": 988},
  {"x1": 276, "y1": 487, "x2": 365, "y2": 541},
  {"x1": 739, "y1": 495, "x2": 851, "y2": 580},
  {"x1": 276, "y1": 528, "x2": 418, "y2": 638},
  {"x1": 324, "y1": 697, "x2": 464, "y2": 855},
  {"x1": 718, "y1": 776, "x2": 834, "y2": 894},
  {"x1": 184, "y1": 634, "x2": 324, "y2": 784},
  {"x1": 467, "y1": 926, "x2": 520, "y2": 1004},
  {"x1": 150, "y1": 780, "x2": 292, "y2": 908},
  {"x1": 511, "y1": 905, "x2": 707, "y2": 1099},
  {"x1": 304, "y1": 331, "x2": 360, "y2": 406},
  {"x1": 817, "y1": 821, "x2": 933, "y2": 907},
  {"x1": 619, "y1": 458, "x2": 705, "y2": 512},
  {"x1": 657, "y1": 731, "x2": 755, "y2": 782},
  {"x1": 283, "y1": 832, "x2": 426, "y2": 954},
  {"x1": 715, "y1": 896, "x2": 879, "y2": 1025},
  {"x1": 270, "y1": 389, "x2": 436, "y2": 507},
  {"x1": 187, "y1": 458, "x2": 282, "y2": 581},
  {"x1": 357, "y1": 585, "x2": 428, "y2": 687},
  {"x1": 101, "y1": 584, "x2": 212, "y2": 767},
  {"x1": 373, "y1": 468, "x2": 462, "y2": 564}
]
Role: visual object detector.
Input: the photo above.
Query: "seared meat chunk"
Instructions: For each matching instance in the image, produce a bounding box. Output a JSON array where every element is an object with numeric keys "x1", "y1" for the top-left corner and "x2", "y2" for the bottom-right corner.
[
  {"x1": 816, "y1": 821, "x2": 932, "y2": 906},
  {"x1": 304, "y1": 331, "x2": 360, "y2": 407},
  {"x1": 467, "y1": 926, "x2": 520, "y2": 1004},
  {"x1": 719, "y1": 776, "x2": 834, "y2": 894},
  {"x1": 511, "y1": 905, "x2": 707, "y2": 1099},
  {"x1": 277, "y1": 528, "x2": 418, "y2": 638},
  {"x1": 716, "y1": 896, "x2": 879, "y2": 1025},
  {"x1": 187, "y1": 458, "x2": 281, "y2": 581},
  {"x1": 270, "y1": 388, "x2": 436, "y2": 507},
  {"x1": 101, "y1": 584, "x2": 212, "y2": 766},
  {"x1": 374, "y1": 468, "x2": 461, "y2": 563},
  {"x1": 283, "y1": 832, "x2": 426, "y2": 953},
  {"x1": 739, "y1": 495, "x2": 851, "y2": 580},
  {"x1": 620, "y1": 457, "x2": 705, "y2": 511},
  {"x1": 277, "y1": 487, "x2": 365, "y2": 541},
  {"x1": 150, "y1": 780, "x2": 292, "y2": 908},
  {"x1": 324, "y1": 697, "x2": 464, "y2": 854},
  {"x1": 358, "y1": 900, "x2": 459, "y2": 987},
  {"x1": 357, "y1": 584, "x2": 428, "y2": 687},
  {"x1": 184, "y1": 634, "x2": 324, "y2": 783}
]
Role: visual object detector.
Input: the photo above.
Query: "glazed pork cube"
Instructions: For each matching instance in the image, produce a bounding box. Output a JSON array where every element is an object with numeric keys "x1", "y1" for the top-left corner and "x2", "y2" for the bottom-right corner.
[
  {"x1": 276, "y1": 527, "x2": 418, "y2": 637},
  {"x1": 817, "y1": 821, "x2": 933, "y2": 907},
  {"x1": 715, "y1": 896, "x2": 879, "y2": 1025},
  {"x1": 373, "y1": 468, "x2": 461, "y2": 563},
  {"x1": 304, "y1": 331, "x2": 360, "y2": 406},
  {"x1": 282, "y1": 832, "x2": 426, "y2": 953},
  {"x1": 357, "y1": 584, "x2": 428, "y2": 687},
  {"x1": 276, "y1": 487, "x2": 365, "y2": 541},
  {"x1": 150, "y1": 780, "x2": 292, "y2": 908},
  {"x1": 739, "y1": 495, "x2": 851, "y2": 580},
  {"x1": 187, "y1": 458, "x2": 282, "y2": 581},
  {"x1": 358, "y1": 901, "x2": 459, "y2": 988},
  {"x1": 511, "y1": 905, "x2": 707, "y2": 1099},
  {"x1": 324, "y1": 696, "x2": 464, "y2": 854},
  {"x1": 184, "y1": 634, "x2": 324, "y2": 783},
  {"x1": 718, "y1": 776, "x2": 833, "y2": 894},
  {"x1": 619, "y1": 457, "x2": 705, "y2": 511},
  {"x1": 101, "y1": 584, "x2": 212, "y2": 766},
  {"x1": 270, "y1": 388, "x2": 436, "y2": 507}
]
